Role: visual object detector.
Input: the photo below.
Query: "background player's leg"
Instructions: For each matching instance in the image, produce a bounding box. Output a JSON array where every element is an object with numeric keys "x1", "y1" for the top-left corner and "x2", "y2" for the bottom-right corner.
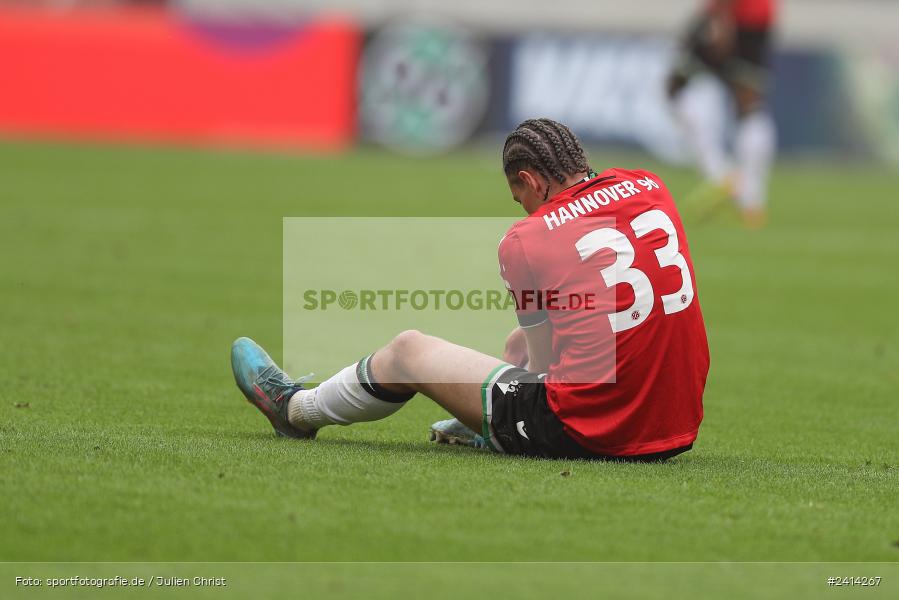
[
  {"x1": 733, "y1": 83, "x2": 776, "y2": 228},
  {"x1": 288, "y1": 330, "x2": 506, "y2": 434},
  {"x1": 669, "y1": 81, "x2": 731, "y2": 185},
  {"x1": 666, "y1": 20, "x2": 732, "y2": 187}
]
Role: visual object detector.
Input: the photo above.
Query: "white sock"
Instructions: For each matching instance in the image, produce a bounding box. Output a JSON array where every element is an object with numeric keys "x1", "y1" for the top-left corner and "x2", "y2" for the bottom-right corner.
[
  {"x1": 735, "y1": 111, "x2": 776, "y2": 210},
  {"x1": 673, "y1": 90, "x2": 731, "y2": 183},
  {"x1": 287, "y1": 356, "x2": 412, "y2": 431}
]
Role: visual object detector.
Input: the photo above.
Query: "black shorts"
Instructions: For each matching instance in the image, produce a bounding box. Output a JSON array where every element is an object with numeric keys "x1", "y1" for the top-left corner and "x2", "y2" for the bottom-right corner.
[
  {"x1": 672, "y1": 14, "x2": 772, "y2": 91},
  {"x1": 480, "y1": 366, "x2": 692, "y2": 462}
]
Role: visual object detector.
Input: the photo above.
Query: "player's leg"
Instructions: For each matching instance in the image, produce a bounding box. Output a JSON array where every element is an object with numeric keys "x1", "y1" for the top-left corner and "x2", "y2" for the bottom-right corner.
[
  {"x1": 430, "y1": 327, "x2": 527, "y2": 447},
  {"x1": 667, "y1": 16, "x2": 732, "y2": 187},
  {"x1": 732, "y1": 82, "x2": 775, "y2": 228},
  {"x1": 669, "y1": 81, "x2": 732, "y2": 186},
  {"x1": 728, "y1": 29, "x2": 776, "y2": 228},
  {"x1": 232, "y1": 332, "x2": 508, "y2": 440},
  {"x1": 368, "y1": 329, "x2": 507, "y2": 432}
]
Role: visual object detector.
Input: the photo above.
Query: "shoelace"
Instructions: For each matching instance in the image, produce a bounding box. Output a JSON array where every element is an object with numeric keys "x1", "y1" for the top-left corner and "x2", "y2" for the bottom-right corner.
[{"x1": 259, "y1": 366, "x2": 315, "y2": 391}]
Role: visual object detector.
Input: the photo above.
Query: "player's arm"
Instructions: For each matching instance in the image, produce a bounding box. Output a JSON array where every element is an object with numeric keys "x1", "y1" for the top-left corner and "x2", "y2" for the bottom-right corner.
[
  {"x1": 498, "y1": 231, "x2": 554, "y2": 373},
  {"x1": 503, "y1": 326, "x2": 529, "y2": 368},
  {"x1": 521, "y1": 320, "x2": 553, "y2": 374},
  {"x1": 504, "y1": 324, "x2": 554, "y2": 372}
]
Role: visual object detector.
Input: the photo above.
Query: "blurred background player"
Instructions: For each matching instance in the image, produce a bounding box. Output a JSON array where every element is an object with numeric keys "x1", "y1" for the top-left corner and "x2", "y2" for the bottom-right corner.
[{"x1": 667, "y1": 0, "x2": 778, "y2": 228}]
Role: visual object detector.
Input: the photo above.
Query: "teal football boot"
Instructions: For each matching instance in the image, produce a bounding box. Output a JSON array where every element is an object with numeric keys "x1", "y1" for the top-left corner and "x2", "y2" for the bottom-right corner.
[
  {"x1": 429, "y1": 418, "x2": 486, "y2": 449},
  {"x1": 231, "y1": 337, "x2": 316, "y2": 439}
]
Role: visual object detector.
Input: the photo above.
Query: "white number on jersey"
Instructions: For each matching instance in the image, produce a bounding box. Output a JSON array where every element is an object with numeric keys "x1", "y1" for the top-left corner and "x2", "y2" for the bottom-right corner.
[{"x1": 575, "y1": 209, "x2": 694, "y2": 333}]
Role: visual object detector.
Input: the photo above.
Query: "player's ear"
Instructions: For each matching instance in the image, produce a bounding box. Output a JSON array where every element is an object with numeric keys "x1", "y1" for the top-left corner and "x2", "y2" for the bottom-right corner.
[{"x1": 517, "y1": 170, "x2": 542, "y2": 195}]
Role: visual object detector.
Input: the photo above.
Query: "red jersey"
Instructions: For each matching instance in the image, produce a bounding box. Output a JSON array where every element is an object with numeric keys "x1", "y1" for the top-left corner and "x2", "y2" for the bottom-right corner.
[
  {"x1": 709, "y1": 0, "x2": 777, "y2": 29},
  {"x1": 498, "y1": 169, "x2": 709, "y2": 456}
]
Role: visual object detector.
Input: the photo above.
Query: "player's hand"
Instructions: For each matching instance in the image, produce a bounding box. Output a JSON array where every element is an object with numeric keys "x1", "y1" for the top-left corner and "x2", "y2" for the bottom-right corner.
[{"x1": 503, "y1": 327, "x2": 529, "y2": 368}]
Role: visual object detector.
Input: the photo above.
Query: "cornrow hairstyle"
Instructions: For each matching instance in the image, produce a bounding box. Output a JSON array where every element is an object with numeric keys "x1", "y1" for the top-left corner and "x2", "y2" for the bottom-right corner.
[{"x1": 502, "y1": 118, "x2": 591, "y2": 185}]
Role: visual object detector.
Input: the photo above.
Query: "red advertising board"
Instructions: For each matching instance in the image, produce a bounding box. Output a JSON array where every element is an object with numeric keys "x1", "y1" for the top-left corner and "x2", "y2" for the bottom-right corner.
[{"x1": 0, "y1": 7, "x2": 360, "y2": 150}]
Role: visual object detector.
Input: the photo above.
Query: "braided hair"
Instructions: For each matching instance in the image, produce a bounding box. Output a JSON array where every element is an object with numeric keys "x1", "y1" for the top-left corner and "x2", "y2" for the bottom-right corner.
[{"x1": 502, "y1": 118, "x2": 591, "y2": 186}]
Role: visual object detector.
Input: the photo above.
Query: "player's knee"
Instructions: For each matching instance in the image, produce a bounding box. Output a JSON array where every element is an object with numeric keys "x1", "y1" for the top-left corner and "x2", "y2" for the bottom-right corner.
[
  {"x1": 388, "y1": 329, "x2": 426, "y2": 358},
  {"x1": 394, "y1": 328, "x2": 424, "y2": 345},
  {"x1": 379, "y1": 330, "x2": 426, "y2": 376}
]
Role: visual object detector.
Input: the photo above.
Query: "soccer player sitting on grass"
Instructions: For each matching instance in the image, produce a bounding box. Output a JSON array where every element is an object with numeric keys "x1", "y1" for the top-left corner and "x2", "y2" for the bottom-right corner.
[{"x1": 231, "y1": 118, "x2": 710, "y2": 461}]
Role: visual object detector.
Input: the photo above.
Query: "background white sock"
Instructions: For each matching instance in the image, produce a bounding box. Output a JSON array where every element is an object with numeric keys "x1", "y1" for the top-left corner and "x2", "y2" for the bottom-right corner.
[
  {"x1": 735, "y1": 111, "x2": 776, "y2": 210},
  {"x1": 673, "y1": 90, "x2": 731, "y2": 183},
  {"x1": 287, "y1": 357, "x2": 412, "y2": 431}
]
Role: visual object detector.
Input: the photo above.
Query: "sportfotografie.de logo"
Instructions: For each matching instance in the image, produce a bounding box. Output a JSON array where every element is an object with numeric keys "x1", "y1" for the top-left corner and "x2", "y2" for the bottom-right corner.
[{"x1": 300, "y1": 289, "x2": 601, "y2": 312}]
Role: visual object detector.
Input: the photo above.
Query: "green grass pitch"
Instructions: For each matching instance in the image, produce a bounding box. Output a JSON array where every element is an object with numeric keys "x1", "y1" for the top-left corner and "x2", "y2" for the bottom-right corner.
[{"x1": 1, "y1": 140, "x2": 896, "y2": 596}]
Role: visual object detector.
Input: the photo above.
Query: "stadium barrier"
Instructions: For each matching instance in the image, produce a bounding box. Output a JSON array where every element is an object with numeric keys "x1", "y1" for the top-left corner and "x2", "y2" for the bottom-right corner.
[
  {"x1": 0, "y1": 6, "x2": 361, "y2": 150},
  {"x1": 2, "y1": 6, "x2": 896, "y2": 164},
  {"x1": 356, "y1": 22, "x2": 898, "y2": 164}
]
